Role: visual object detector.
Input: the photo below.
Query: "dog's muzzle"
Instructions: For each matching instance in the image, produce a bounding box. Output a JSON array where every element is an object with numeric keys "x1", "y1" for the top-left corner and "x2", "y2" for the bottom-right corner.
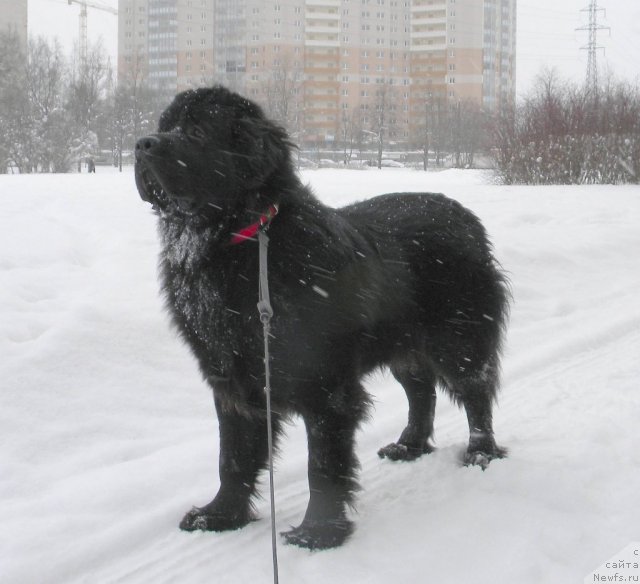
[{"x1": 135, "y1": 135, "x2": 161, "y2": 161}]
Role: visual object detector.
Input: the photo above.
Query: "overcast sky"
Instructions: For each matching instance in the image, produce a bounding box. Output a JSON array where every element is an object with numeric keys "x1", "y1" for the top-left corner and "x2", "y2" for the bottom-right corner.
[{"x1": 29, "y1": 0, "x2": 640, "y2": 97}]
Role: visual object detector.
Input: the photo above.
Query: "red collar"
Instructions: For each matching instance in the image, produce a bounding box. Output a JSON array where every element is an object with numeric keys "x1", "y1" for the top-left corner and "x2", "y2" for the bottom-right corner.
[{"x1": 229, "y1": 203, "x2": 279, "y2": 245}]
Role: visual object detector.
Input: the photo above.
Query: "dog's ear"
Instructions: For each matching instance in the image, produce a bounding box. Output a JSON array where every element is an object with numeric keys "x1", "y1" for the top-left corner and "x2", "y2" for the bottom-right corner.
[{"x1": 233, "y1": 115, "x2": 291, "y2": 185}]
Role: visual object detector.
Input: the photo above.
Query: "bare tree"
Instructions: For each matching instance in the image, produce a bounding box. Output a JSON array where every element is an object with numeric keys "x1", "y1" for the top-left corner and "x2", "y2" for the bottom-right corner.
[
  {"x1": 430, "y1": 96, "x2": 448, "y2": 167},
  {"x1": 102, "y1": 79, "x2": 159, "y2": 171},
  {"x1": 337, "y1": 104, "x2": 362, "y2": 165},
  {"x1": 493, "y1": 69, "x2": 640, "y2": 184},
  {"x1": 368, "y1": 80, "x2": 397, "y2": 169},
  {"x1": 68, "y1": 40, "x2": 109, "y2": 131},
  {"x1": 450, "y1": 100, "x2": 486, "y2": 168},
  {"x1": 411, "y1": 91, "x2": 432, "y2": 171},
  {"x1": 261, "y1": 55, "x2": 303, "y2": 137}
]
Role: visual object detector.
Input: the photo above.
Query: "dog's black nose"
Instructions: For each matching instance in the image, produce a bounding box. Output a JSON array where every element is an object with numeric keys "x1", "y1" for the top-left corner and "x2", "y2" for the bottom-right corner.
[{"x1": 135, "y1": 135, "x2": 160, "y2": 158}]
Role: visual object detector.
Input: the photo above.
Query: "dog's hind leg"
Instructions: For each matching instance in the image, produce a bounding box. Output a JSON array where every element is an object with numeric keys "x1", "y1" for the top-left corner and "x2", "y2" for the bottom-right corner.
[
  {"x1": 378, "y1": 364, "x2": 437, "y2": 461},
  {"x1": 448, "y1": 364, "x2": 507, "y2": 468}
]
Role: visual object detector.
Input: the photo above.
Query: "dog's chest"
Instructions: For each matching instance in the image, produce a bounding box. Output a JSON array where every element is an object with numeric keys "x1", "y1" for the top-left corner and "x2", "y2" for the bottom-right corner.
[
  {"x1": 161, "y1": 222, "x2": 215, "y2": 269},
  {"x1": 160, "y1": 223, "x2": 247, "y2": 376}
]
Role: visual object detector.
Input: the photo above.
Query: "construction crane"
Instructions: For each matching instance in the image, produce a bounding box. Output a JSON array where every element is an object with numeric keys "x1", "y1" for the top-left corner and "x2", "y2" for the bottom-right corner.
[{"x1": 66, "y1": 0, "x2": 117, "y2": 70}]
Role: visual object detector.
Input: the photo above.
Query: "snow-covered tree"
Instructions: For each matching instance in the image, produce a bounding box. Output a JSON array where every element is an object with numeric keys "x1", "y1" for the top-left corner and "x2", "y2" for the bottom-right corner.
[
  {"x1": 0, "y1": 30, "x2": 32, "y2": 173},
  {"x1": 101, "y1": 79, "x2": 159, "y2": 171}
]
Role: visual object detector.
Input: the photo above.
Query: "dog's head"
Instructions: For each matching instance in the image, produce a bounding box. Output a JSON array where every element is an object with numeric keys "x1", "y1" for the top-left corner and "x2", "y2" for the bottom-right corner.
[{"x1": 134, "y1": 85, "x2": 292, "y2": 218}]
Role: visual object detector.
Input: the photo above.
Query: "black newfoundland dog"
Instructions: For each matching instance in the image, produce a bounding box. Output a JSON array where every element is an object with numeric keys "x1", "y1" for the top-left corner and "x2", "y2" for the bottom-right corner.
[{"x1": 134, "y1": 85, "x2": 509, "y2": 550}]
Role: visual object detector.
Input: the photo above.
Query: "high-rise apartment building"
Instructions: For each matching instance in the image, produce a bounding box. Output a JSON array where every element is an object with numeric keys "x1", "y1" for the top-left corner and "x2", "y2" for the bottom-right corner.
[
  {"x1": 409, "y1": 0, "x2": 515, "y2": 111},
  {"x1": 118, "y1": 0, "x2": 516, "y2": 147},
  {"x1": 118, "y1": 0, "x2": 213, "y2": 94}
]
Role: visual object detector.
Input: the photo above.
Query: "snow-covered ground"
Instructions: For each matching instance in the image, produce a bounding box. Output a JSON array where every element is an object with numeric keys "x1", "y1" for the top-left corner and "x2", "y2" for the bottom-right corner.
[{"x1": 1, "y1": 167, "x2": 639, "y2": 584}]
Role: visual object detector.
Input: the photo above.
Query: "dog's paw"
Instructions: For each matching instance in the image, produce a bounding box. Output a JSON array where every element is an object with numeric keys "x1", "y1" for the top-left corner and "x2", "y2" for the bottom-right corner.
[
  {"x1": 281, "y1": 518, "x2": 354, "y2": 550},
  {"x1": 463, "y1": 445, "x2": 508, "y2": 469},
  {"x1": 179, "y1": 507, "x2": 251, "y2": 532},
  {"x1": 377, "y1": 441, "x2": 433, "y2": 461}
]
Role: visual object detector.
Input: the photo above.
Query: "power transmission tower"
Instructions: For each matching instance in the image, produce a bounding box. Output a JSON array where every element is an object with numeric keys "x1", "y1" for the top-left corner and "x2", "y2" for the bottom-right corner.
[{"x1": 576, "y1": 0, "x2": 610, "y2": 99}]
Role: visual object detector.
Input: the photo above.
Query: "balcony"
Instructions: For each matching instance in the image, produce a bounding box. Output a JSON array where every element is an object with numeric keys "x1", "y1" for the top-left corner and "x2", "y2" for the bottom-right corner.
[
  {"x1": 411, "y1": 16, "x2": 446, "y2": 26},
  {"x1": 305, "y1": 25, "x2": 340, "y2": 34},
  {"x1": 411, "y1": 30, "x2": 446, "y2": 40},
  {"x1": 410, "y1": 3, "x2": 446, "y2": 13},
  {"x1": 305, "y1": 0, "x2": 340, "y2": 6},
  {"x1": 410, "y1": 42, "x2": 447, "y2": 53},
  {"x1": 305, "y1": 11, "x2": 340, "y2": 20},
  {"x1": 305, "y1": 39, "x2": 341, "y2": 48}
]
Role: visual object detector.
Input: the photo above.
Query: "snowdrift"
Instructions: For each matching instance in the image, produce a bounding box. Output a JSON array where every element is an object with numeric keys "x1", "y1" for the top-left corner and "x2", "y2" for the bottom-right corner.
[{"x1": 1, "y1": 168, "x2": 639, "y2": 583}]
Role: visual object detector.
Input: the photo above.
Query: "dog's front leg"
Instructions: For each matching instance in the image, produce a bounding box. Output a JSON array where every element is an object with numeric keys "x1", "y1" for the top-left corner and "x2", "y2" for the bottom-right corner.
[
  {"x1": 180, "y1": 396, "x2": 278, "y2": 532},
  {"x1": 282, "y1": 401, "x2": 363, "y2": 550}
]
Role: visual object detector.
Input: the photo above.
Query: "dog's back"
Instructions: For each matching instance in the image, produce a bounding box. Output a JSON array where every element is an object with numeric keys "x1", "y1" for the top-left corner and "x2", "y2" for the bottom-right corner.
[{"x1": 340, "y1": 192, "x2": 509, "y2": 388}]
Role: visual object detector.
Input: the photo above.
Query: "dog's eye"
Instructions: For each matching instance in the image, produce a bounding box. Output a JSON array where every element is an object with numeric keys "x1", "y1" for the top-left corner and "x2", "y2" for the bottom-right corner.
[{"x1": 188, "y1": 126, "x2": 206, "y2": 141}]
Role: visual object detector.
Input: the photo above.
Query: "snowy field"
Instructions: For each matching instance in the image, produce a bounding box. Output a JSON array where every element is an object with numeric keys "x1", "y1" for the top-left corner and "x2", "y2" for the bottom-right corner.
[{"x1": 1, "y1": 167, "x2": 639, "y2": 584}]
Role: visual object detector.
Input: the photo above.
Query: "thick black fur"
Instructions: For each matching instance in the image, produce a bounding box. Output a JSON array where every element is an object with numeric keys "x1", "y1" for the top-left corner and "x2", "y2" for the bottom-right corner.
[{"x1": 134, "y1": 86, "x2": 509, "y2": 550}]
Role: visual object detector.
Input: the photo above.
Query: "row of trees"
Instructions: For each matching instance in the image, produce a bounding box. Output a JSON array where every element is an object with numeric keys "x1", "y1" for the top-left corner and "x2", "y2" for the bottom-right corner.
[
  {"x1": 0, "y1": 30, "x2": 162, "y2": 173},
  {"x1": 493, "y1": 70, "x2": 640, "y2": 184},
  {"x1": 3, "y1": 31, "x2": 638, "y2": 183},
  {"x1": 333, "y1": 91, "x2": 486, "y2": 171},
  {"x1": 0, "y1": 30, "x2": 520, "y2": 179},
  {"x1": 257, "y1": 63, "x2": 487, "y2": 171}
]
